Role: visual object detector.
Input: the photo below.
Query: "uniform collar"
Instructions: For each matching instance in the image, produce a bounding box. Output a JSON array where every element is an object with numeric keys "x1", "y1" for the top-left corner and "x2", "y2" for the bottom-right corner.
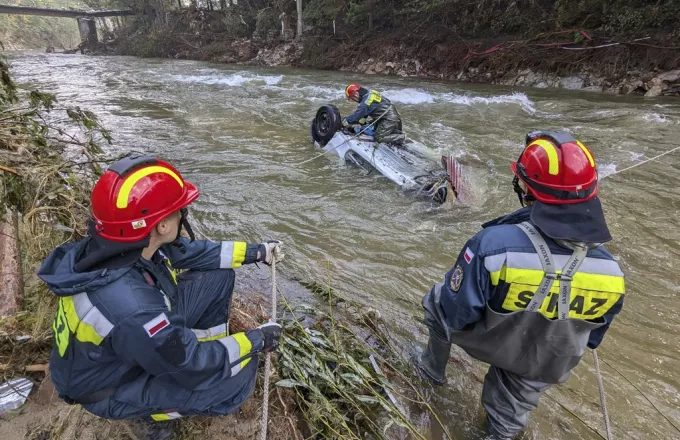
[{"x1": 481, "y1": 206, "x2": 532, "y2": 229}]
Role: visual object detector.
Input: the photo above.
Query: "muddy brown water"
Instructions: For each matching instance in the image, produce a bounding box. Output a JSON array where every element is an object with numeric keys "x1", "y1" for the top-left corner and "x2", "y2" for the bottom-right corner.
[{"x1": 5, "y1": 52, "x2": 680, "y2": 439}]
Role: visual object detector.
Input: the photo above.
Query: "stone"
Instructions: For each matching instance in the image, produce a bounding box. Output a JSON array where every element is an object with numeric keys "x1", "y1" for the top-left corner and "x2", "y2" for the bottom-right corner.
[
  {"x1": 645, "y1": 85, "x2": 664, "y2": 97},
  {"x1": 622, "y1": 80, "x2": 644, "y2": 95},
  {"x1": 647, "y1": 77, "x2": 664, "y2": 88},
  {"x1": 534, "y1": 81, "x2": 549, "y2": 88},
  {"x1": 657, "y1": 69, "x2": 680, "y2": 83},
  {"x1": 560, "y1": 76, "x2": 585, "y2": 90}
]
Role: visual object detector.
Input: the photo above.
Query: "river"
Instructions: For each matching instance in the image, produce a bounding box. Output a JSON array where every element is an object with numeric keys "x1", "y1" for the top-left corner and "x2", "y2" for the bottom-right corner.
[{"x1": 6, "y1": 52, "x2": 680, "y2": 439}]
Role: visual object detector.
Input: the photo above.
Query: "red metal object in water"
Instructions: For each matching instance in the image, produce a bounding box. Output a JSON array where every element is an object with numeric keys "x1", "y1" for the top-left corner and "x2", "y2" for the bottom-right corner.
[{"x1": 442, "y1": 155, "x2": 464, "y2": 202}]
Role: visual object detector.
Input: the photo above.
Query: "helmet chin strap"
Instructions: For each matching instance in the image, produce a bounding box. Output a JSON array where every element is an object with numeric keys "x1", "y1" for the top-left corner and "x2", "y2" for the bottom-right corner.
[
  {"x1": 512, "y1": 176, "x2": 535, "y2": 207},
  {"x1": 171, "y1": 208, "x2": 196, "y2": 253}
]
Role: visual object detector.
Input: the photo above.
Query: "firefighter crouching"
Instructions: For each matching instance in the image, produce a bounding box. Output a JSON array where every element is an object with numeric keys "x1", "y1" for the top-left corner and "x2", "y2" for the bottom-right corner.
[{"x1": 39, "y1": 155, "x2": 283, "y2": 423}]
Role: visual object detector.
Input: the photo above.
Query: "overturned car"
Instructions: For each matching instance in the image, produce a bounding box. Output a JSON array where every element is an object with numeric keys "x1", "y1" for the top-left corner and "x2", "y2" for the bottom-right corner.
[{"x1": 310, "y1": 105, "x2": 463, "y2": 204}]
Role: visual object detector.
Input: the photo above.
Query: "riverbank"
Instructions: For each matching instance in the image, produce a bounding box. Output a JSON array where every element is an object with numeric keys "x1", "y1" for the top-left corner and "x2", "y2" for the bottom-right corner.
[{"x1": 104, "y1": 9, "x2": 680, "y2": 97}]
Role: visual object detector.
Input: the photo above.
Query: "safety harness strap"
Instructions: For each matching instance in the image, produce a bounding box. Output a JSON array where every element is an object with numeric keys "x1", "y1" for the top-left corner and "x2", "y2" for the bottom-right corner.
[{"x1": 516, "y1": 222, "x2": 588, "y2": 320}]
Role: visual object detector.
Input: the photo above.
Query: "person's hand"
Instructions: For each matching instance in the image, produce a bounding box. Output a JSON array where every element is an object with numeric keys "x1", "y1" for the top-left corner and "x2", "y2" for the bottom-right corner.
[
  {"x1": 258, "y1": 240, "x2": 284, "y2": 265},
  {"x1": 257, "y1": 321, "x2": 282, "y2": 352}
]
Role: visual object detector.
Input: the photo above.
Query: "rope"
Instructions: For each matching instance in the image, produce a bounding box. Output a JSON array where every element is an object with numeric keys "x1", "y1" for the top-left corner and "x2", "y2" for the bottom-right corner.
[
  {"x1": 298, "y1": 105, "x2": 393, "y2": 166},
  {"x1": 593, "y1": 349, "x2": 613, "y2": 440},
  {"x1": 603, "y1": 145, "x2": 680, "y2": 178},
  {"x1": 258, "y1": 253, "x2": 277, "y2": 440}
]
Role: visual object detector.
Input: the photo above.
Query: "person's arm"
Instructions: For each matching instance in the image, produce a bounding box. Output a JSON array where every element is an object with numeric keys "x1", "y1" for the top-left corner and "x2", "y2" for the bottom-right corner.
[
  {"x1": 343, "y1": 97, "x2": 371, "y2": 125},
  {"x1": 587, "y1": 296, "x2": 624, "y2": 349},
  {"x1": 111, "y1": 303, "x2": 282, "y2": 391},
  {"x1": 161, "y1": 238, "x2": 282, "y2": 270},
  {"x1": 438, "y1": 237, "x2": 491, "y2": 330}
]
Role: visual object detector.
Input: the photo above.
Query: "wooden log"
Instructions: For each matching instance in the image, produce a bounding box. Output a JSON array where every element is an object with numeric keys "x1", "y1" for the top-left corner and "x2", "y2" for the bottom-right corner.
[
  {"x1": 0, "y1": 209, "x2": 23, "y2": 318},
  {"x1": 25, "y1": 364, "x2": 49, "y2": 372}
]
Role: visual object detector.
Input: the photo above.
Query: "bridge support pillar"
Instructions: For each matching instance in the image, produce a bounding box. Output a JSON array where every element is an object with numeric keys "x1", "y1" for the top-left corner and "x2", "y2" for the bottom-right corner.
[{"x1": 77, "y1": 17, "x2": 98, "y2": 45}]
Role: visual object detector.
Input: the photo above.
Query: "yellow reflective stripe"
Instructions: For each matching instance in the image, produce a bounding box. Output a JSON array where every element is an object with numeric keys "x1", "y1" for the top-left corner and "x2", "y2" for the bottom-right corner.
[
  {"x1": 165, "y1": 260, "x2": 177, "y2": 284},
  {"x1": 529, "y1": 139, "x2": 559, "y2": 175},
  {"x1": 232, "y1": 242, "x2": 247, "y2": 268},
  {"x1": 151, "y1": 412, "x2": 181, "y2": 421},
  {"x1": 366, "y1": 90, "x2": 382, "y2": 105},
  {"x1": 500, "y1": 267, "x2": 625, "y2": 294},
  {"x1": 576, "y1": 141, "x2": 595, "y2": 167},
  {"x1": 501, "y1": 283, "x2": 621, "y2": 319},
  {"x1": 193, "y1": 324, "x2": 228, "y2": 342},
  {"x1": 198, "y1": 332, "x2": 227, "y2": 342},
  {"x1": 116, "y1": 166, "x2": 183, "y2": 209},
  {"x1": 57, "y1": 294, "x2": 114, "y2": 348},
  {"x1": 61, "y1": 296, "x2": 104, "y2": 345},
  {"x1": 53, "y1": 299, "x2": 70, "y2": 357},
  {"x1": 232, "y1": 332, "x2": 253, "y2": 369},
  {"x1": 489, "y1": 269, "x2": 503, "y2": 286}
]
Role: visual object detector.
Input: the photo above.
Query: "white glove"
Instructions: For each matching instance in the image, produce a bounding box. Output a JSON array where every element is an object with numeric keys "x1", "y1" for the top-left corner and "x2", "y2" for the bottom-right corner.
[{"x1": 258, "y1": 240, "x2": 284, "y2": 265}]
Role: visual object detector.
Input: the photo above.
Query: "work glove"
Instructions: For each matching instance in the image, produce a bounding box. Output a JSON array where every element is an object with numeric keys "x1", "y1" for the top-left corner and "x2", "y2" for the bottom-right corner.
[
  {"x1": 258, "y1": 240, "x2": 284, "y2": 265},
  {"x1": 257, "y1": 321, "x2": 283, "y2": 352}
]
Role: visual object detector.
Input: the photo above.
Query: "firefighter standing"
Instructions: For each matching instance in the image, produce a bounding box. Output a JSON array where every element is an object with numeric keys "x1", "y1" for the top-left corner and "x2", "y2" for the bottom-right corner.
[{"x1": 416, "y1": 131, "x2": 625, "y2": 439}]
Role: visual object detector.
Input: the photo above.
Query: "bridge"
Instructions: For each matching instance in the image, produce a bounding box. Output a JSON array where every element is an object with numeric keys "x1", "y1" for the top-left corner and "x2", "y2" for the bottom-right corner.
[
  {"x1": 0, "y1": 4, "x2": 135, "y2": 48},
  {"x1": 0, "y1": 4, "x2": 133, "y2": 18}
]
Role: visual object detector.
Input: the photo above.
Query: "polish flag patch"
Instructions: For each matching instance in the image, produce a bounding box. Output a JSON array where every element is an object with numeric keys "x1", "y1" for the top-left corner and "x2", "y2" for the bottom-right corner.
[
  {"x1": 463, "y1": 247, "x2": 475, "y2": 264},
  {"x1": 144, "y1": 313, "x2": 170, "y2": 337}
]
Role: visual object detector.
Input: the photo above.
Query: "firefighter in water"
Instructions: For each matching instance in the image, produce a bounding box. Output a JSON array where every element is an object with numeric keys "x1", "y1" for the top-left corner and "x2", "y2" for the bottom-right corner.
[
  {"x1": 343, "y1": 84, "x2": 406, "y2": 145},
  {"x1": 416, "y1": 131, "x2": 625, "y2": 439},
  {"x1": 39, "y1": 156, "x2": 283, "y2": 425}
]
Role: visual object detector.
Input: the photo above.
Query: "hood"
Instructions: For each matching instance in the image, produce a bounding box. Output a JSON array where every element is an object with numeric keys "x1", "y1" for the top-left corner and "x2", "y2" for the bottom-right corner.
[{"x1": 38, "y1": 239, "x2": 135, "y2": 297}]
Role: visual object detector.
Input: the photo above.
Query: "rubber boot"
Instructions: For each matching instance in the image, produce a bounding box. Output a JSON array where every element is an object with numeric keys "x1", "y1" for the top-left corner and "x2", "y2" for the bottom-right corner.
[{"x1": 415, "y1": 335, "x2": 452, "y2": 386}]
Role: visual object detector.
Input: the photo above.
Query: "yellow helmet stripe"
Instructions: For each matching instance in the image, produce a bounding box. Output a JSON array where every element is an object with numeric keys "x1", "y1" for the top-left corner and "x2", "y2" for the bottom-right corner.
[
  {"x1": 345, "y1": 84, "x2": 355, "y2": 96},
  {"x1": 529, "y1": 139, "x2": 559, "y2": 175},
  {"x1": 116, "y1": 166, "x2": 183, "y2": 209},
  {"x1": 576, "y1": 140, "x2": 596, "y2": 167}
]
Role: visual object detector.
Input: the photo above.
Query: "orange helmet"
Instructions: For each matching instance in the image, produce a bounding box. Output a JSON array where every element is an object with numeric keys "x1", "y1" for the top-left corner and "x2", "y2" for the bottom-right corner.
[
  {"x1": 345, "y1": 84, "x2": 361, "y2": 99},
  {"x1": 511, "y1": 131, "x2": 598, "y2": 205},
  {"x1": 91, "y1": 156, "x2": 199, "y2": 242}
]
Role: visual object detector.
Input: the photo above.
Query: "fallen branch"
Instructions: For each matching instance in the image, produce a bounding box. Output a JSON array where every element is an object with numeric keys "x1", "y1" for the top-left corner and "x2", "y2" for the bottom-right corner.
[
  {"x1": 0, "y1": 165, "x2": 19, "y2": 175},
  {"x1": 25, "y1": 364, "x2": 48, "y2": 372}
]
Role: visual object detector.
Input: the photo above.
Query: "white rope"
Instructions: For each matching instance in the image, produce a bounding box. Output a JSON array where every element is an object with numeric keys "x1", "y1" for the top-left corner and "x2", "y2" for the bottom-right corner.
[
  {"x1": 258, "y1": 254, "x2": 277, "y2": 440},
  {"x1": 593, "y1": 349, "x2": 613, "y2": 440},
  {"x1": 297, "y1": 105, "x2": 393, "y2": 166},
  {"x1": 603, "y1": 145, "x2": 680, "y2": 178}
]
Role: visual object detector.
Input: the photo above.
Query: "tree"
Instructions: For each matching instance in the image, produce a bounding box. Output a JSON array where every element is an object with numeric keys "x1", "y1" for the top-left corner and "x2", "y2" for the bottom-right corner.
[{"x1": 296, "y1": 0, "x2": 302, "y2": 39}]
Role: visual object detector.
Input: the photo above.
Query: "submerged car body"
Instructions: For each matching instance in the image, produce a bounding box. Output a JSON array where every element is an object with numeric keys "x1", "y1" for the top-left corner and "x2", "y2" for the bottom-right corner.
[{"x1": 310, "y1": 105, "x2": 461, "y2": 204}]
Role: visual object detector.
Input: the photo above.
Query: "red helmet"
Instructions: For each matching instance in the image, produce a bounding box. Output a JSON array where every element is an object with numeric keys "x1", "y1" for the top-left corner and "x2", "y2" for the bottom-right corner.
[
  {"x1": 91, "y1": 156, "x2": 199, "y2": 242},
  {"x1": 511, "y1": 131, "x2": 598, "y2": 205},
  {"x1": 345, "y1": 84, "x2": 361, "y2": 99}
]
